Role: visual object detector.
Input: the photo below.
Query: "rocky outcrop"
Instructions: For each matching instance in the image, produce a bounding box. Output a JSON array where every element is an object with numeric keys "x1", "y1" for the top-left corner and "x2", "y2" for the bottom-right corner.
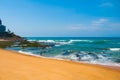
[{"x1": 0, "y1": 32, "x2": 24, "y2": 42}]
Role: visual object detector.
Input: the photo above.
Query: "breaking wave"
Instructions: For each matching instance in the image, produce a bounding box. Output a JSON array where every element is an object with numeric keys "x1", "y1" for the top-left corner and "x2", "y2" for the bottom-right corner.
[
  {"x1": 18, "y1": 50, "x2": 120, "y2": 66},
  {"x1": 8, "y1": 37, "x2": 120, "y2": 67},
  {"x1": 109, "y1": 48, "x2": 120, "y2": 51},
  {"x1": 54, "y1": 51, "x2": 120, "y2": 66},
  {"x1": 28, "y1": 39, "x2": 95, "y2": 46}
]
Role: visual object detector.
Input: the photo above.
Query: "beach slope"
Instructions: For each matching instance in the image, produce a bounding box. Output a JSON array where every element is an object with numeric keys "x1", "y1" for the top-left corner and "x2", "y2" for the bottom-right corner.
[{"x1": 0, "y1": 49, "x2": 120, "y2": 80}]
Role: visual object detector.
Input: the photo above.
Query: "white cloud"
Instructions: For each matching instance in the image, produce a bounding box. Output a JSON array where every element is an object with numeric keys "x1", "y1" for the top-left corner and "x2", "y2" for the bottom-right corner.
[
  {"x1": 67, "y1": 18, "x2": 120, "y2": 36},
  {"x1": 92, "y1": 18, "x2": 108, "y2": 26},
  {"x1": 109, "y1": 23, "x2": 120, "y2": 27},
  {"x1": 69, "y1": 24, "x2": 86, "y2": 30},
  {"x1": 108, "y1": 23, "x2": 120, "y2": 30},
  {"x1": 99, "y1": 2, "x2": 114, "y2": 7},
  {"x1": 68, "y1": 18, "x2": 120, "y2": 32},
  {"x1": 68, "y1": 18, "x2": 120, "y2": 31}
]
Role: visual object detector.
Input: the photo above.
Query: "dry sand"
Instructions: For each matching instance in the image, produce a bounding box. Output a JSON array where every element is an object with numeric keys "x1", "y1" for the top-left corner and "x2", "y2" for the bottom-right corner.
[{"x1": 0, "y1": 49, "x2": 120, "y2": 80}]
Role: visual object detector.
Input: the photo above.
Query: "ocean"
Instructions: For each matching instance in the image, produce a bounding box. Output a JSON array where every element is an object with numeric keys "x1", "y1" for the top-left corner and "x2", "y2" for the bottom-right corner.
[{"x1": 6, "y1": 37, "x2": 120, "y2": 66}]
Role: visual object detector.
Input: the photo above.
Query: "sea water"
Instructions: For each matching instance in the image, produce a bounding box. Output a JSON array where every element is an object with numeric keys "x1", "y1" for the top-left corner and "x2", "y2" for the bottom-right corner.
[{"x1": 6, "y1": 37, "x2": 120, "y2": 66}]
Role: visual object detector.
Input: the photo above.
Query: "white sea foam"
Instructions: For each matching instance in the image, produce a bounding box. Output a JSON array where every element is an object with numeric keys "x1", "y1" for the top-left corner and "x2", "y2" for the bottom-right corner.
[
  {"x1": 69, "y1": 40, "x2": 93, "y2": 43},
  {"x1": 55, "y1": 40, "x2": 93, "y2": 45},
  {"x1": 18, "y1": 50, "x2": 34, "y2": 55},
  {"x1": 28, "y1": 40, "x2": 36, "y2": 41},
  {"x1": 54, "y1": 53, "x2": 120, "y2": 66},
  {"x1": 37, "y1": 40, "x2": 72, "y2": 45},
  {"x1": 38, "y1": 40, "x2": 55, "y2": 43},
  {"x1": 109, "y1": 48, "x2": 120, "y2": 51},
  {"x1": 28, "y1": 39, "x2": 94, "y2": 47},
  {"x1": 57, "y1": 41, "x2": 72, "y2": 45},
  {"x1": 33, "y1": 39, "x2": 93, "y2": 43},
  {"x1": 18, "y1": 50, "x2": 120, "y2": 66},
  {"x1": 83, "y1": 60, "x2": 120, "y2": 66},
  {"x1": 55, "y1": 45, "x2": 61, "y2": 46},
  {"x1": 55, "y1": 54, "x2": 120, "y2": 66}
]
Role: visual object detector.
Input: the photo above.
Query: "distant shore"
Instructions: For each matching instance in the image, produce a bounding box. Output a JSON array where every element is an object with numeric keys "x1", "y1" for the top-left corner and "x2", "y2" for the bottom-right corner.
[{"x1": 0, "y1": 49, "x2": 120, "y2": 80}]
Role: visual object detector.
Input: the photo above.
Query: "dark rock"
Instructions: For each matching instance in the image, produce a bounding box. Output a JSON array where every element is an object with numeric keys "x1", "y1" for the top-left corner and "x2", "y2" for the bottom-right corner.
[
  {"x1": 88, "y1": 52, "x2": 99, "y2": 59},
  {"x1": 113, "y1": 59, "x2": 120, "y2": 63},
  {"x1": 75, "y1": 52, "x2": 86, "y2": 61},
  {"x1": 62, "y1": 50, "x2": 71, "y2": 55}
]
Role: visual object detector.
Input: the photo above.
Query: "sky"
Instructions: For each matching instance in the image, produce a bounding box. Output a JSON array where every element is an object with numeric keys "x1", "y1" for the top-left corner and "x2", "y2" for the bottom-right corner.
[{"x1": 0, "y1": 0, "x2": 120, "y2": 37}]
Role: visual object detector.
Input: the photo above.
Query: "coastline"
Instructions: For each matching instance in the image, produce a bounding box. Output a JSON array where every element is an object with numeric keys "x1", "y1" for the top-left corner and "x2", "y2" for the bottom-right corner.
[
  {"x1": 17, "y1": 49, "x2": 120, "y2": 70},
  {"x1": 0, "y1": 49, "x2": 120, "y2": 80}
]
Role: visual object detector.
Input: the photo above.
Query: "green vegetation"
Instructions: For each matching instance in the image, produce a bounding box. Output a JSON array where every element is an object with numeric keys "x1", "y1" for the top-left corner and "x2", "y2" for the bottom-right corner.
[
  {"x1": 0, "y1": 31, "x2": 50, "y2": 49},
  {"x1": 19, "y1": 40, "x2": 49, "y2": 49},
  {"x1": 0, "y1": 40, "x2": 51, "y2": 49},
  {"x1": 0, "y1": 41, "x2": 14, "y2": 48}
]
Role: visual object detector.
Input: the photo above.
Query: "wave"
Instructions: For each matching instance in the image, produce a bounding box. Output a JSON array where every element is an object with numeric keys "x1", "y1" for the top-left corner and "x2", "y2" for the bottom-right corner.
[
  {"x1": 38, "y1": 40, "x2": 55, "y2": 43},
  {"x1": 69, "y1": 40, "x2": 93, "y2": 43},
  {"x1": 109, "y1": 48, "x2": 120, "y2": 51},
  {"x1": 27, "y1": 39, "x2": 115, "y2": 48},
  {"x1": 17, "y1": 50, "x2": 120, "y2": 66},
  {"x1": 18, "y1": 50, "x2": 34, "y2": 55},
  {"x1": 27, "y1": 39, "x2": 36, "y2": 41},
  {"x1": 55, "y1": 52, "x2": 120, "y2": 66},
  {"x1": 28, "y1": 39, "x2": 94, "y2": 45},
  {"x1": 28, "y1": 39, "x2": 111, "y2": 44}
]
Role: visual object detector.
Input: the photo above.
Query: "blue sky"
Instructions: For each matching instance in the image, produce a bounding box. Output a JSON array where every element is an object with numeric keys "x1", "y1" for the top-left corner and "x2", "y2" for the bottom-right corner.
[{"x1": 0, "y1": 0, "x2": 120, "y2": 37}]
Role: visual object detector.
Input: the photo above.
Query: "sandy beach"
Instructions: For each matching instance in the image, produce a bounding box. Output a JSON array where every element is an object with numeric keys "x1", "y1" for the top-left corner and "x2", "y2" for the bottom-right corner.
[{"x1": 0, "y1": 49, "x2": 120, "y2": 80}]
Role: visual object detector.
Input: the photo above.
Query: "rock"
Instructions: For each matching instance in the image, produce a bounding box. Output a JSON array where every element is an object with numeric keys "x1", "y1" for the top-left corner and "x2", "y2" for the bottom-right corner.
[
  {"x1": 62, "y1": 50, "x2": 71, "y2": 55},
  {"x1": 75, "y1": 52, "x2": 86, "y2": 61},
  {"x1": 87, "y1": 52, "x2": 99, "y2": 59},
  {"x1": 113, "y1": 59, "x2": 120, "y2": 63}
]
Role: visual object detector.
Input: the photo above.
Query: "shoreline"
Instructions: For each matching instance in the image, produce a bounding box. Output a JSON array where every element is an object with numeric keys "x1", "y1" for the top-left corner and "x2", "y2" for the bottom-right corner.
[
  {"x1": 2, "y1": 49, "x2": 120, "y2": 70},
  {"x1": 17, "y1": 50, "x2": 120, "y2": 70},
  {"x1": 4, "y1": 49, "x2": 120, "y2": 70},
  {"x1": 0, "y1": 49, "x2": 120, "y2": 80}
]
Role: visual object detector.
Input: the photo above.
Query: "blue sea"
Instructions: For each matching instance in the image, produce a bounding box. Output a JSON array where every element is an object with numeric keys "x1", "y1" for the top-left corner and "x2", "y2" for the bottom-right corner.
[{"x1": 6, "y1": 37, "x2": 120, "y2": 66}]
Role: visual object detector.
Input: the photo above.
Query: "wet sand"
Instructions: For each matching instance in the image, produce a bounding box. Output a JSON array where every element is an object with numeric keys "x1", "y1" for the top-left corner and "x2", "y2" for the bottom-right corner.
[{"x1": 0, "y1": 49, "x2": 120, "y2": 80}]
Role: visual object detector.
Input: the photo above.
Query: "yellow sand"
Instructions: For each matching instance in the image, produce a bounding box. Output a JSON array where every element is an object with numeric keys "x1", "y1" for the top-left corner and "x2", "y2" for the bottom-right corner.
[{"x1": 0, "y1": 49, "x2": 120, "y2": 80}]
